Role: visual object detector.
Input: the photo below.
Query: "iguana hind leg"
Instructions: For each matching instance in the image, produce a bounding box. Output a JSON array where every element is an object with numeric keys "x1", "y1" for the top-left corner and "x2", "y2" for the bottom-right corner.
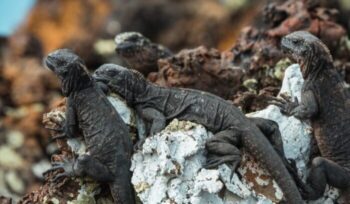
[
  {"x1": 44, "y1": 154, "x2": 115, "y2": 183},
  {"x1": 204, "y1": 128, "x2": 241, "y2": 170},
  {"x1": 248, "y1": 117, "x2": 285, "y2": 156},
  {"x1": 304, "y1": 157, "x2": 350, "y2": 200}
]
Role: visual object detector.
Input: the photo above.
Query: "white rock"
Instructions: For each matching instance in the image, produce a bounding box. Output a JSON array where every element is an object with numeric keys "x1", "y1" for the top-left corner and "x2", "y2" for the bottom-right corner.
[{"x1": 248, "y1": 64, "x2": 312, "y2": 178}]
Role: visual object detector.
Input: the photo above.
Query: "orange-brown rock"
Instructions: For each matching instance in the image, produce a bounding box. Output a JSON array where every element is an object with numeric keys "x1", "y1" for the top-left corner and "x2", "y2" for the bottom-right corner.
[{"x1": 151, "y1": 46, "x2": 244, "y2": 99}]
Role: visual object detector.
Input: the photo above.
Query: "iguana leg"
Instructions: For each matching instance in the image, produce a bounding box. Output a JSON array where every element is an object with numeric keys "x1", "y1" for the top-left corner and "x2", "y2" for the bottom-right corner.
[
  {"x1": 304, "y1": 157, "x2": 350, "y2": 200},
  {"x1": 47, "y1": 98, "x2": 77, "y2": 140},
  {"x1": 95, "y1": 81, "x2": 109, "y2": 94},
  {"x1": 44, "y1": 154, "x2": 114, "y2": 183},
  {"x1": 133, "y1": 107, "x2": 166, "y2": 150},
  {"x1": 269, "y1": 91, "x2": 318, "y2": 119},
  {"x1": 248, "y1": 117, "x2": 285, "y2": 156},
  {"x1": 136, "y1": 107, "x2": 166, "y2": 136},
  {"x1": 204, "y1": 129, "x2": 241, "y2": 169}
]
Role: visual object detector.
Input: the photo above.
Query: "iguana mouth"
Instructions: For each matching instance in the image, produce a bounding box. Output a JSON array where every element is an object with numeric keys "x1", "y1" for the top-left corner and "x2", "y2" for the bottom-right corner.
[
  {"x1": 92, "y1": 75, "x2": 110, "y2": 83},
  {"x1": 43, "y1": 56, "x2": 56, "y2": 72},
  {"x1": 282, "y1": 48, "x2": 305, "y2": 68}
]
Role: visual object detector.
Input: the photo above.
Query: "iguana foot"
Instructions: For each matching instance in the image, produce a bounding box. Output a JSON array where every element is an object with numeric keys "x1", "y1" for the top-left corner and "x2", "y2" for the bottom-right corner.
[
  {"x1": 204, "y1": 154, "x2": 241, "y2": 169},
  {"x1": 46, "y1": 125, "x2": 70, "y2": 140},
  {"x1": 50, "y1": 133, "x2": 68, "y2": 140},
  {"x1": 268, "y1": 93, "x2": 299, "y2": 116},
  {"x1": 43, "y1": 158, "x2": 75, "y2": 182},
  {"x1": 133, "y1": 137, "x2": 146, "y2": 151}
]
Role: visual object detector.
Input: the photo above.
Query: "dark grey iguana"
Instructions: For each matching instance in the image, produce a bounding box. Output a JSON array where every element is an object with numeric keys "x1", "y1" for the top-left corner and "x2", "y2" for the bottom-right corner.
[
  {"x1": 93, "y1": 64, "x2": 305, "y2": 203},
  {"x1": 114, "y1": 32, "x2": 172, "y2": 75},
  {"x1": 270, "y1": 31, "x2": 350, "y2": 200},
  {"x1": 43, "y1": 49, "x2": 135, "y2": 204}
]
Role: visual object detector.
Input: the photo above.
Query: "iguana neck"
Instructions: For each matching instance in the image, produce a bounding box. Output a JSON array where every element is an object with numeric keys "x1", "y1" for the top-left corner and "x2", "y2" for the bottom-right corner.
[
  {"x1": 122, "y1": 79, "x2": 149, "y2": 105},
  {"x1": 302, "y1": 46, "x2": 333, "y2": 81},
  {"x1": 62, "y1": 70, "x2": 93, "y2": 97},
  {"x1": 132, "y1": 82, "x2": 160, "y2": 105}
]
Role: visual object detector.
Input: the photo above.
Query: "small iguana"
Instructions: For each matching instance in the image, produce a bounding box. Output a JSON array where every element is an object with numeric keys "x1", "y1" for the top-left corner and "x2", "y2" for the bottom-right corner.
[
  {"x1": 270, "y1": 31, "x2": 350, "y2": 200},
  {"x1": 93, "y1": 64, "x2": 305, "y2": 203},
  {"x1": 43, "y1": 49, "x2": 135, "y2": 204},
  {"x1": 114, "y1": 32, "x2": 172, "y2": 75}
]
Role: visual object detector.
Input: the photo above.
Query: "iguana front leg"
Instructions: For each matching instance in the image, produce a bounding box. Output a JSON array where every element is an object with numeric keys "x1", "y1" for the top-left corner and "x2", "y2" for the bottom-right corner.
[
  {"x1": 137, "y1": 106, "x2": 166, "y2": 136},
  {"x1": 46, "y1": 98, "x2": 78, "y2": 140},
  {"x1": 269, "y1": 91, "x2": 318, "y2": 119},
  {"x1": 134, "y1": 107, "x2": 166, "y2": 150},
  {"x1": 44, "y1": 154, "x2": 114, "y2": 183}
]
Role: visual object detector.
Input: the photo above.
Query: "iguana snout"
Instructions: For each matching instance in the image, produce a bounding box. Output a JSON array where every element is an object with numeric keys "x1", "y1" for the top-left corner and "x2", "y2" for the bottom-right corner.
[
  {"x1": 93, "y1": 64, "x2": 127, "y2": 83},
  {"x1": 114, "y1": 32, "x2": 150, "y2": 57},
  {"x1": 44, "y1": 49, "x2": 81, "y2": 78},
  {"x1": 44, "y1": 49, "x2": 91, "y2": 96},
  {"x1": 281, "y1": 31, "x2": 311, "y2": 66}
]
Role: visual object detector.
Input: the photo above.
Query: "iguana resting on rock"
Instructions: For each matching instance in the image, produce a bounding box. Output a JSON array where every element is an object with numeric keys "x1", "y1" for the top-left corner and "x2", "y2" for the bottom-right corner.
[
  {"x1": 43, "y1": 49, "x2": 135, "y2": 204},
  {"x1": 93, "y1": 64, "x2": 305, "y2": 203},
  {"x1": 114, "y1": 32, "x2": 172, "y2": 75},
  {"x1": 270, "y1": 31, "x2": 350, "y2": 200}
]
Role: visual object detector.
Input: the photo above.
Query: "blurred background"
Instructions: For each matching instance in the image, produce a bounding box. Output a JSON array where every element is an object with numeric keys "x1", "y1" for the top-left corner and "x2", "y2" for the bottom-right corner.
[{"x1": 0, "y1": 0, "x2": 349, "y2": 202}]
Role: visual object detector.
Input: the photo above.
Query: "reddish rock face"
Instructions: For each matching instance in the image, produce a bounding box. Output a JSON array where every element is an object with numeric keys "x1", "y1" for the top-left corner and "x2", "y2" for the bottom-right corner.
[{"x1": 151, "y1": 46, "x2": 244, "y2": 99}]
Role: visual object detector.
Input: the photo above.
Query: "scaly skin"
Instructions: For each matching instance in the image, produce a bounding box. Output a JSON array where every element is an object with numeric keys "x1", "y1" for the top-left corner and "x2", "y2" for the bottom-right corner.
[
  {"x1": 93, "y1": 64, "x2": 304, "y2": 204},
  {"x1": 43, "y1": 49, "x2": 134, "y2": 204},
  {"x1": 114, "y1": 32, "x2": 172, "y2": 75},
  {"x1": 271, "y1": 31, "x2": 350, "y2": 200}
]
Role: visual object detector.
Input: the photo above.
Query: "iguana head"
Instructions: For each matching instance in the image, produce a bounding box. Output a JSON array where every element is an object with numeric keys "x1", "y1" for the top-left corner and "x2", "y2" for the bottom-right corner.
[
  {"x1": 93, "y1": 64, "x2": 147, "y2": 104},
  {"x1": 281, "y1": 31, "x2": 333, "y2": 78},
  {"x1": 114, "y1": 32, "x2": 171, "y2": 75},
  {"x1": 44, "y1": 49, "x2": 92, "y2": 96}
]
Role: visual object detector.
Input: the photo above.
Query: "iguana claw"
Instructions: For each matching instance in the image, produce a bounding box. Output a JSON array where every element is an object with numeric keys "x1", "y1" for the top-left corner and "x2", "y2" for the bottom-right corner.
[
  {"x1": 268, "y1": 93, "x2": 299, "y2": 116},
  {"x1": 43, "y1": 158, "x2": 75, "y2": 182}
]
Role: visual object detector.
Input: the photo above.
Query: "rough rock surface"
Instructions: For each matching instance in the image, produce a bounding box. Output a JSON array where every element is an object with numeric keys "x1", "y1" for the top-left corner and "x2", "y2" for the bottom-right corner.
[
  {"x1": 151, "y1": 46, "x2": 244, "y2": 99},
  {"x1": 131, "y1": 64, "x2": 339, "y2": 203}
]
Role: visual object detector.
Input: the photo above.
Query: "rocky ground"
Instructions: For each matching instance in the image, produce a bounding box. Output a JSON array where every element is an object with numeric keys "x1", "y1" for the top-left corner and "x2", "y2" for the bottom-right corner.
[{"x1": 0, "y1": 0, "x2": 350, "y2": 203}]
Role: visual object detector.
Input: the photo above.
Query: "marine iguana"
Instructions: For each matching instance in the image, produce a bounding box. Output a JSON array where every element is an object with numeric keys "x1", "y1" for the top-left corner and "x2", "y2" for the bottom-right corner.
[
  {"x1": 43, "y1": 49, "x2": 135, "y2": 204},
  {"x1": 270, "y1": 31, "x2": 350, "y2": 200},
  {"x1": 114, "y1": 32, "x2": 172, "y2": 75},
  {"x1": 93, "y1": 64, "x2": 304, "y2": 203}
]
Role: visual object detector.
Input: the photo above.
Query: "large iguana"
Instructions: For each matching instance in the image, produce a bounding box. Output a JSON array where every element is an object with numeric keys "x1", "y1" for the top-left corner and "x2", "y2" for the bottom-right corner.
[
  {"x1": 93, "y1": 64, "x2": 304, "y2": 203},
  {"x1": 270, "y1": 31, "x2": 350, "y2": 200},
  {"x1": 43, "y1": 49, "x2": 135, "y2": 204}
]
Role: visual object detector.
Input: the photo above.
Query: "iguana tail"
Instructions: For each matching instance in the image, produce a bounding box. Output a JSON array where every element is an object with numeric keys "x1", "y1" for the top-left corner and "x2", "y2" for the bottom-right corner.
[{"x1": 244, "y1": 128, "x2": 304, "y2": 204}]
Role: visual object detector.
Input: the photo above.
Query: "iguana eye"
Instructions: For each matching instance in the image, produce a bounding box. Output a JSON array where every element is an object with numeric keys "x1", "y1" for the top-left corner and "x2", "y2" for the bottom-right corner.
[
  {"x1": 291, "y1": 38, "x2": 299, "y2": 44},
  {"x1": 107, "y1": 69, "x2": 117, "y2": 76}
]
